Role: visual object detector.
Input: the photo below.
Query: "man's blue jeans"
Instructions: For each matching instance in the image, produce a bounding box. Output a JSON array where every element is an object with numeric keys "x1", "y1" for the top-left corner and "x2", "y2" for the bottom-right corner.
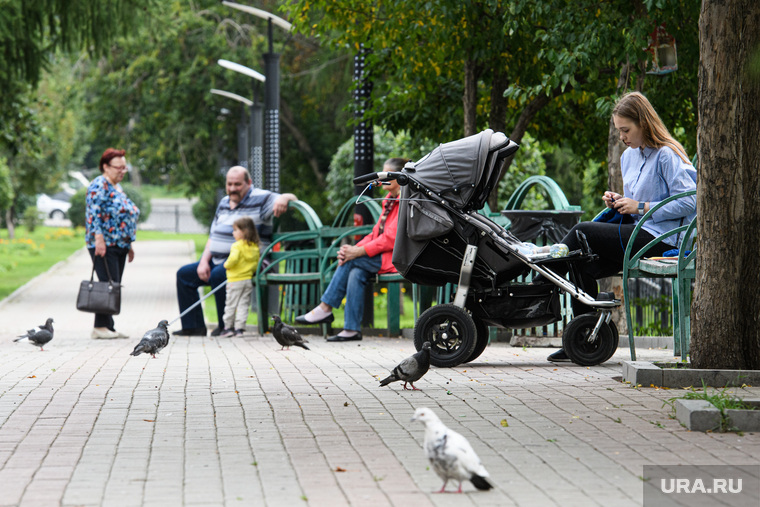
[
  {"x1": 321, "y1": 254, "x2": 381, "y2": 332},
  {"x1": 176, "y1": 259, "x2": 227, "y2": 330}
]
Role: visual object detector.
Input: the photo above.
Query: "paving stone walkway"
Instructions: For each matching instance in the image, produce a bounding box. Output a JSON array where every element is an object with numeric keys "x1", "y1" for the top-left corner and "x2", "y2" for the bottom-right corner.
[{"x1": 1, "y1": 240, "x2": 759, "y2": 506}]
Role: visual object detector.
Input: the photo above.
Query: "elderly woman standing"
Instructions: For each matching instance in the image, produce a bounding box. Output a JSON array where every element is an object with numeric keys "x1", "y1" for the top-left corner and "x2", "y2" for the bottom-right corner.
[{"x1": 85, "y1": 148, "x2": 140, "y2": 339}]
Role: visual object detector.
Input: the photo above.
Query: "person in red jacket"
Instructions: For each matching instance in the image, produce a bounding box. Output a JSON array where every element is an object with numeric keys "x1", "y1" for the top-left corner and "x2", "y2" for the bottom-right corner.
[{"x1": 295, "y1": 158, "x2": 406, "y2": 341}]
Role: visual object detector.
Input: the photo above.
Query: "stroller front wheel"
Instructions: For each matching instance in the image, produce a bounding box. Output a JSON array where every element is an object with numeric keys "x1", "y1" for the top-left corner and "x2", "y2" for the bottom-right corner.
[
  {"x1": 414, "y1": 304, "x2": 477, "y2": 368},
  {"x1": 562, "y1": 313, "x2": 619, "y2": 366}
]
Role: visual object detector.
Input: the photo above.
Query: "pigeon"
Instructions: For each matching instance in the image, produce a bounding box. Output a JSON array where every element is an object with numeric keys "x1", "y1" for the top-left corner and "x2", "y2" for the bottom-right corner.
[
  {"x1": 271, "y1": 315, "x2": 310, "y2": 350},
  {"x1": 131, "y1": 320, "x2": 169, "y2": 358},
  {"x1": 411, "y1": 407, "x2": 493, "y2": 493},
  {"x1": 14, "y1": 318, "x2": 54, "y2": 351},
  {"x1": 379, "y1": 341, "x2": 431, "y2": 390}
]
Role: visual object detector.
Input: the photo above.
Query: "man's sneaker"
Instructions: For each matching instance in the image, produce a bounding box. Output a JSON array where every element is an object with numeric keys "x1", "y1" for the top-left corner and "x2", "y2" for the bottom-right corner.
[
  {"x1": 547, "y1": 349, "x2": 571, "y2": 363},
  {"x1": 234, "y1": 329, "x2": 246, "y2": 336},
  {"x1": 219, "y1": 328, "x2": 236, "y2": 338},
  {"x1": 210, "y1": 327, "x2": 226, "y2": 337}
]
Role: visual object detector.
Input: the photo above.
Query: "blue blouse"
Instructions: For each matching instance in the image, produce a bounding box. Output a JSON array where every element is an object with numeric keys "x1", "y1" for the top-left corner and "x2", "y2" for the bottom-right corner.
[
  {"x1": 85, "y1": 175, "x2": 140, "y2": 249},
  {"x1": 621, "y1": 146, "x2": 697, "y2": 246}
]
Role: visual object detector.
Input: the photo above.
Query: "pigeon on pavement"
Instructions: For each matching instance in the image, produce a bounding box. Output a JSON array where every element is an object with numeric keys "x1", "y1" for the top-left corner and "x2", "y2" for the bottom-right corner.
[
  {"x1": 379, "y1": 341, "x2": 431, "y2": 390},
  {"x1": 14, "y1": 318, "x2": 54, "y2": 351},
  {"x1": 130, "y1": 320, "x2": 169, "y2": 359},
  {"x1": 271, "y1": 315, "x2": 310, "y2": 350},
  {"x1": 411, "y1": 407, "x2": 493, "y2": 493}
]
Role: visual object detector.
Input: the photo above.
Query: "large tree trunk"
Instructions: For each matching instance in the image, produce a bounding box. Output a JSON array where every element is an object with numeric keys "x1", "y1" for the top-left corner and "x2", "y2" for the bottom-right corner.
[{"x1": 691, "y1": 0, "x2": 760, "y2": 369}]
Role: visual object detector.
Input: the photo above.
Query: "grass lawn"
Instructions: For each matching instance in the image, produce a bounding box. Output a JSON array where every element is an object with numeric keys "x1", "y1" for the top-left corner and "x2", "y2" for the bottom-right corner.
[{"x1": 1, "y1": 225, "x2": 417, "y2": 331}]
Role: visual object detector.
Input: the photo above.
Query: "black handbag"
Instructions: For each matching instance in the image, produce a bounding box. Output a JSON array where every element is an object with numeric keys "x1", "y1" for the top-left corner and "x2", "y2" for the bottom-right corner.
[{"x1": 76, "y1": 261, "x2": 121, "y2": 315}]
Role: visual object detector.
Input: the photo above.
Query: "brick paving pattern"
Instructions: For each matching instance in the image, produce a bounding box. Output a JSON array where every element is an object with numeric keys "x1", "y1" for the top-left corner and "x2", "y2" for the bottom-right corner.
[{"x1": 1, "y1": 240, "x2": 759, "y2": 506}]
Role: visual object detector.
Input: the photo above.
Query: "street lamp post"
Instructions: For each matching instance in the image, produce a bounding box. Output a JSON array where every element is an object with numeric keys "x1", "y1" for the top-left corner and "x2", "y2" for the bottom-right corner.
[
  {"x1": 217, "y1": 60, "x2": 266, "y2": 190},
  {"x1": 210, "y1": 89, "x2": 254, "y2": 174},
  {"x1": 222, "y1": 1, "x2": 292, "y2": 193}
]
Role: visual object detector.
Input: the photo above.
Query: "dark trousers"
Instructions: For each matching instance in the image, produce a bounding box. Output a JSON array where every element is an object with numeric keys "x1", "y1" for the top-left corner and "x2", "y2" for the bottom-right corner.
[
  {"x1": 88, "y1": 247, "x2": 129, "y2": 330},
  {"x1": 176, "y1": 260, "x2": 227, "y2": 331},
  {"x1": 544, "y1": 221, "x2": 670, "y2": 315}
]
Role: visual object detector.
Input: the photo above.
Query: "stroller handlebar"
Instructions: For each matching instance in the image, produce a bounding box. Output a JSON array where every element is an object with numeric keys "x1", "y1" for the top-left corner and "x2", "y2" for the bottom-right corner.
[{"x1": 353, "y1": 171, "x2": 409, "y2": 186}]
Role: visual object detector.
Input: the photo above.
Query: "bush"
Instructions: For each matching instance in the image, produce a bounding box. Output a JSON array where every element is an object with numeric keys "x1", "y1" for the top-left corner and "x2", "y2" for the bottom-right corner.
[
  {"x1": 68, "y1": 182, "x2": 151, "y2": 229},
  {"x1": 22, "y1": 206, "x2": 41, "y2": 232}
]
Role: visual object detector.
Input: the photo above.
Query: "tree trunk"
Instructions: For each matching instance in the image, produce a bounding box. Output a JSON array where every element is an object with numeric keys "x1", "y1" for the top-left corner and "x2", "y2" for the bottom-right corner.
[
  {"x1": 462, "y1": 59, "x2": 480, "y2": 137},
  {"x1": 691, "y1": 0, "x2": 760, "y2": 369},
  {"x1": 5, "y1": 208, "x2": 15, "y2": 239}
]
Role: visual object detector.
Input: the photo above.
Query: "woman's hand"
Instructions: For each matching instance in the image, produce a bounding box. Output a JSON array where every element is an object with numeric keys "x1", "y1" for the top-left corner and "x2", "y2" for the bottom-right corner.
[
  {"x1": 611, "y1": 197, "x2": 639, "y2": 215},
  {"x1": 602, "y1": 191, "x2": 622, "y2": 209},
  {"x1": 94, "y1": 235, "x2": 107, "y2": 257},
  {"x1": 337, "y1": 244, "x2": 365, "y2": 266}
]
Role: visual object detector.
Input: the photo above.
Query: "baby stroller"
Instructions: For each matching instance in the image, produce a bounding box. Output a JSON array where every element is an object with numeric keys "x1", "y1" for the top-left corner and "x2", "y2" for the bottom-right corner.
[{"x1": 354, "y1": 130, "x2": 621, "y2": 367}]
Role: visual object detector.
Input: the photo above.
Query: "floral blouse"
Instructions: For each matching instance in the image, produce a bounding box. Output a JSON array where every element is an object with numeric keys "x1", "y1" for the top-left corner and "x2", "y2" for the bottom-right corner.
[{"x1": 85, "y1": 175, "x2": 140, "y2": 249}]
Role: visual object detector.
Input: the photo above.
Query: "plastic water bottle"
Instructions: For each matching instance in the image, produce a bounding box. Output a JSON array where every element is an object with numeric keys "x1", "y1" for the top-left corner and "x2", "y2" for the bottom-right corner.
[{"x1": 549, "y1": 243, "x2": 569, "y2": 258}]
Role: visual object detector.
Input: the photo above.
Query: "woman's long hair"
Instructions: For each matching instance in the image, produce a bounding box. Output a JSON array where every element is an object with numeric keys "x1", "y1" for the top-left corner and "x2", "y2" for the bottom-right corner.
[{"x1": 612, "y1": 92, "x2": 691, "y2": 165}]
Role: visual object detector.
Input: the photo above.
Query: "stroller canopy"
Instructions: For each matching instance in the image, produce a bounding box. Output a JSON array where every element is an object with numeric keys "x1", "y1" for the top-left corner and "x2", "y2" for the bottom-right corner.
[{"x1": 407, "y1": 129, "x2": 513, "y2": 210}]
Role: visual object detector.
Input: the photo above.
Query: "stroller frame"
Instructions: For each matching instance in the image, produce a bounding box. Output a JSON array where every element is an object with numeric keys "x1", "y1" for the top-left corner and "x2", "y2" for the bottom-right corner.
[{"x1": 354, "y1": 130, "x2": 622, "y2": 367}]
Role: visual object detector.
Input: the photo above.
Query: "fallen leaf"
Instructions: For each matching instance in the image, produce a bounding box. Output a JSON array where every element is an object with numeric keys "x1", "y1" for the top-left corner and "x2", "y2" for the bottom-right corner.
[
  {"x1": 335, "y1": 467, "x2": 347, "y2": 472},
  {"x1": 343, "y1": 402, "x2": 350, "y2": 406},
  {"x1": 143, "y1": 419, "x2": 155, "y2": 422},
  {"x1": 500, "y1": 419, "x2": 509, "y2": 427},
  {"x1": 27, "y1": 375, "x2": 36, "y2": 378}
]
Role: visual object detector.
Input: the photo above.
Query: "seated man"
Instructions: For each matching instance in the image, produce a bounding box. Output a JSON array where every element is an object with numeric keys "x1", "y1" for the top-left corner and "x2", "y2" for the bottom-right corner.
[
  {"x1": 174, "y1": 166, "x2": 297, "y2": 336},
  {"x1": 295, "y1": 158, "x2": 406, "y2": 341}
]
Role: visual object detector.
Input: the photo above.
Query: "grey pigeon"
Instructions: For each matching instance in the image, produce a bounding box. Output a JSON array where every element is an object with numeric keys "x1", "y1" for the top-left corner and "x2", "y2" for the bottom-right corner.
[
  {"x1": 412, "y1": 407, "x2": 493, "y2": 493},
  {"x1": 271, "y1": 315, "x2": 309, "y2": 350},
  {"x1": 379, "y1": 341, "x2": 431, "y2": 390},
  {"x1": 131, "y1": 320, "x2": 169, "y2": 358},
  {"x1": 14, "y1": 318, "x2": 54, "y2": 351}
]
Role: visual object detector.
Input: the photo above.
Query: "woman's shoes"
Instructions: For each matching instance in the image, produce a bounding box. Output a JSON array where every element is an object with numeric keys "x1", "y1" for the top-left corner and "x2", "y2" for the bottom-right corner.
[
  {"x1": 91, "y1": 328, "x2": 120, "y2": 339},
  {"x1": 326, "y1": 331, "x2": 362, "y2": 342},
  {"x1": 295, "y1": 309, "x2": 335, "y2": 325},
  {"x1": 547, "y1": 349, "x2": 571, "y2": 362}
]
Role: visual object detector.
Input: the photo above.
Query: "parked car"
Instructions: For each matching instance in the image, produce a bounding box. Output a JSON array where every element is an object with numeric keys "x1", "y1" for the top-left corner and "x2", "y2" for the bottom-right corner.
[{"x1": 36, "y1": 194, "x2": 71, "y2": 220}]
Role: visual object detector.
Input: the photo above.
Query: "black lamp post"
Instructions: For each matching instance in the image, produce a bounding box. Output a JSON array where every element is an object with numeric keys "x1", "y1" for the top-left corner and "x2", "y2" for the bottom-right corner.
[
  {"x1": 222, "y1": 1, "x2": 291, "y2": 193},
  {"x1": 217, "y1": 60, "x2": 266, "y2": 189}
]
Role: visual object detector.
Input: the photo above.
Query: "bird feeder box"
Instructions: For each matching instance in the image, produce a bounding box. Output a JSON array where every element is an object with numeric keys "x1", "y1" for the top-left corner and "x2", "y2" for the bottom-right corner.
[{"x1": 646, "y1": 25, "x2": 677, "y2": 75}]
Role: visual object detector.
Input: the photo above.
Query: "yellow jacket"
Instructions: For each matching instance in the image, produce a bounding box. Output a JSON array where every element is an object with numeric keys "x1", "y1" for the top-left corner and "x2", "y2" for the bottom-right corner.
[{"x1": 223, "y1": 240, "x2": 260, "y2": 282}]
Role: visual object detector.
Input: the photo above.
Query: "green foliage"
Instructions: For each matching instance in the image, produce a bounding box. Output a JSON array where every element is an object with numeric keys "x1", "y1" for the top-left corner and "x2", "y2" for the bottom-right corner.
[
  {"x1": 325, "y1": 128, "x2": 435, "y2": 218},
  {"x1": 22, "y1": 206, "x2": 41, "y2": 232},
  {"x1": 120, "y1": 183, "x2": 151, "y2": 224},
  {"x1": 68, "y1": 188, "x2": 87, "y2": 229},
  {"x1": 0, "y1": 156, "x2": 13, "y2": 213},
  {"x1": 496, "y1": 132, "x2": 547, "y2": 209}
]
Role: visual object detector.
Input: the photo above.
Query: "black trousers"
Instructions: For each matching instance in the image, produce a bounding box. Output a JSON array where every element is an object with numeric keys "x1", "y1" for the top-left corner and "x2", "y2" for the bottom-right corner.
[
  {"x1": 543, "y1": 221, "x2": 670, "y2": 315},
  {"x1": 88, "y1": 246, "x2": 129, "y2": 330}
]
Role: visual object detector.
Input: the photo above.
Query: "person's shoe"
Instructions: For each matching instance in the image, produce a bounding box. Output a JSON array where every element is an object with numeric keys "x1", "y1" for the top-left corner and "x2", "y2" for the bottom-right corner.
[
  {"x1": 219, "y1": 328, "x2": 236, "y2": 338},
  {"x1": 295, "y1": 309, "x2": 335, "y2": 325},
  {"x1": 91, "y1": 328, "x2": 119, "y2": 339},
  {"x1": 172, "y1": 327, "x2": 207, "y2": 336},
  {"x1": 234, "y1": 329, "x2": 246, "y2": 336},
  {"x1": 210, "y1": 327, "x2": 227, "y2": 337},
  {"x1": 112, "y1": 330, "x2": 129, "y2": 339},
  {"x1": 326, "y1": 332, "x2": 362, "y2": 342},
  {"x1": 547, "y1": 349, "x2": 571, "y2": 363}
]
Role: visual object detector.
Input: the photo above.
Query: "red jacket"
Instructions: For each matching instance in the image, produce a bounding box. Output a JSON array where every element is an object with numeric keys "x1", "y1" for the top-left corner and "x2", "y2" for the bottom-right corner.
[{"x1": 356, "y1": 193, "x2": 399, "y2": 274}]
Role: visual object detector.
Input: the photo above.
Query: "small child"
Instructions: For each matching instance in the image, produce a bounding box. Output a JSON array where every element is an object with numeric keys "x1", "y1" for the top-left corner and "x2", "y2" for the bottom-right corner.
[{"x1": 220, "y1": 217, "x2": 260, "y2": 337}]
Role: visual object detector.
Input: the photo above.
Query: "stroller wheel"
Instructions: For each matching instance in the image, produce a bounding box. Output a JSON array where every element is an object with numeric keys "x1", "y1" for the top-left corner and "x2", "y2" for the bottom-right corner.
[
  {"x1": 562, "y1": 313, "x2": 619, "y2": 366},
  {"x1": 463, "y1": 319, "x2": 490, "y2": 364},
  {"x1": 414, "y1": 304, "x2": 477, "y2": 368}
]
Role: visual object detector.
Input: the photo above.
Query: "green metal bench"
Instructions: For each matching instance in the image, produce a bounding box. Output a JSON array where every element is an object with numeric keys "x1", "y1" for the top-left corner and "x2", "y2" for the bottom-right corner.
[{"x1": 622, "y1": 190, "x2": 697, "y2": 360}]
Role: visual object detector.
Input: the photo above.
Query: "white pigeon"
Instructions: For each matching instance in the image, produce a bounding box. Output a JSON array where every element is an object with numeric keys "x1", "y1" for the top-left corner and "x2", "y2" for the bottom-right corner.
[{"x1": 411, "y1": 407, "x2": 493, "y2": 493}]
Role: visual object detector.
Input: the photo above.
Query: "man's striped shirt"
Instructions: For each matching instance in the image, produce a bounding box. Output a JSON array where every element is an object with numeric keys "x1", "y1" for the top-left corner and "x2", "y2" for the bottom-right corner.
[{"x1": 208, "y1": 187, "x2": 278, "y2": 263}]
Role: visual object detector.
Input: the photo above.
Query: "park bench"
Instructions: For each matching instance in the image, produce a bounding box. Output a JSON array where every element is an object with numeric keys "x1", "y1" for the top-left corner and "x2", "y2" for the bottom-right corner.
[
  {"x1": 256, "y1": 195, "x2": 413, "y2": 336},
  {"x1": 622, "y1": 189, "x2": 697, "y2": 360}
]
